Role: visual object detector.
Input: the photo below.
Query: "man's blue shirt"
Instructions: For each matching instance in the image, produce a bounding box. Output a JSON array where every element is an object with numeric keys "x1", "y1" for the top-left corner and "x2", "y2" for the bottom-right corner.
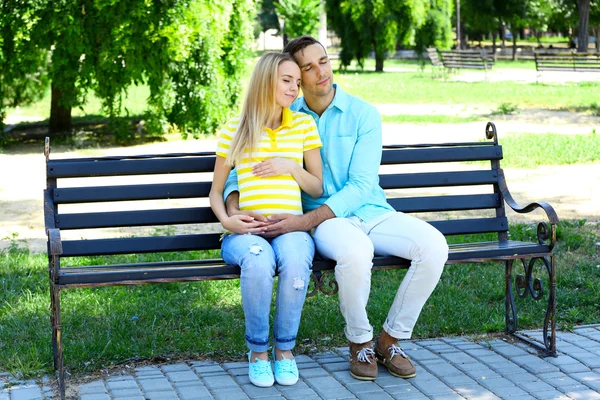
[{"x1": 224, "y1": 84, "x2": 393, "y2": 222}]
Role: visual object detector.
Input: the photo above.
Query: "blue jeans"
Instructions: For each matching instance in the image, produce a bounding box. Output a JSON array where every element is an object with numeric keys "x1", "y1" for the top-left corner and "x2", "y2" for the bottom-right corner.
[{"x1": 221, "y1": 232, "x2": 314, "y2": 353}]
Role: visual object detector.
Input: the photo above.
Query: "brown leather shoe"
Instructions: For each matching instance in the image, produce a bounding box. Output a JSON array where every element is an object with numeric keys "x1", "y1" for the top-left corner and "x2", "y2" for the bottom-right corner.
[
  {"x1": 375, "y1": 339, "x2": 416, "y2": 378},
  {"x1": 348, "y1": 341, "x2": 378, "y2": 381}
]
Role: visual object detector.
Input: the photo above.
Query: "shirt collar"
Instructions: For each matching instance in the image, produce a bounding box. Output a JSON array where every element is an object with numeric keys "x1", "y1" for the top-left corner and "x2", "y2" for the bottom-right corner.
[
  {"x1": 281, "y1": 107, "x2": 293, "y2": 128},
  {"x1": 296, "y1": 84, "x2": 348, "y2": 115}
]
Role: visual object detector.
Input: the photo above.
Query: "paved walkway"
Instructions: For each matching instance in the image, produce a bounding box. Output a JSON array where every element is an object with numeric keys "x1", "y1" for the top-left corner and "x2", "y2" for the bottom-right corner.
[{"x1": 2, "y1": 325, "x2": 600, "y2": 400}]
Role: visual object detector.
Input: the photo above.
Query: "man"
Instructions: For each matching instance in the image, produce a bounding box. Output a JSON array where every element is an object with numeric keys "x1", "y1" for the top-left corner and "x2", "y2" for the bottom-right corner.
[{"x1": 224, "y1": 36, "x2": 448, "y2": 381}]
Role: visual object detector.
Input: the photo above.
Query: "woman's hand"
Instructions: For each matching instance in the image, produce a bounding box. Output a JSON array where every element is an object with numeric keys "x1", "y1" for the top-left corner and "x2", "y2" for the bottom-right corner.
[
  {"x1": 222, "y1": 214, "x2": 269, "y2": 235},
  {"x1": 253, "y1": 158, "x2": 297, "y2": 177}
]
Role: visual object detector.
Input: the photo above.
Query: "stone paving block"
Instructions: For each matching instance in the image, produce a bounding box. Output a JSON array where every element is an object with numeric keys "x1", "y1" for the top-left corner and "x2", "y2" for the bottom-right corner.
[
  {"x1": 106, "y1": 379, "x2": 140, "y2": 391},
  {"x1": 356, "y1": 391, "x2": 394, "y2": 399},
  {"x1": 453, "y1": 385, "x2": 501, "y2": 400},
  {"x1": 321, "y1": 362, "x2": 350, "y2": 373},
  {"x1": 390, "y1": 391, "x2": 429, "y2": 400},
  {"x1": 375, "y1": 375, "x2": 415, "y2": 389},
  {"x1": 304, "y1": 376, "x2": 354, "y2": 399},
  {"x1": 9, "y1": 386, "x2": 45, "y2": 400},
  {"x1": 557, "y1": 362, "x2": 590, "y2": 374},
  {"x1": 490, "y1": 344, "x2": 529, "y2": 358},
  {"x1": 384, "y1": 385, "x2": 425, "y2": 397},
  {"x1": 510, "y1": 354, "x2": 560, "y2": 374},
  {"x1": 189, "y1": 361, "x2": 219, "y2": 367},
  {"x1": 228, "y1": 367, "x2": 249, "y2": 377},
  {"x1": 547, "y1": 355, "x2": 581, "y2": 366},
  {"x1": 441, "y1": 353, "x2": 477, "y2": 365},
  {"x1": 410, "y1": 378, "x2": 455, "y2": 396},
  {"x1": 566, "y1": 389, "x2": 600, "y2": 400},
  {"x1": 223, "y1": 362, "x2": 248, "y2": 370},
  {"x1": 486, "y1": 385, "x2": 529, "y2": 398},
  {"x1": 193, "y1": 365, "x2": 226, "y2": 375},
  {"x1": 315, "y1": 356, "x2": 346, "y2": 365},
  {"x1": 165, "y1": 370, "x2": 201, "y2": 383},
  {"x1": 531, "y1": 389, "x2": 573, "y2": 400},
  {"x1": 453, "y1": 362, "x2": 492, "y2": 373},
  {"x1": 135, "y1": 366, "x2": 163, "y2": 375},
  {"x1": 438, "y1": 374, "x2": 478, "y2": 389},
  {"x1": 240, "y1": 383, "x2": 282, "y2": 398},
  {"x1": 234, "y1": 374, "x2": 251, "y2": 386},
  {"x1": 277, "y1": 388, "x2": 321, "y2": 399},
  {"x1": 79, "y1": 394, "x2": 111, "y2": 400},
  {"x1": 503, "y1": 371, "x2": 540, "y2": 384},
  {"x1": 297, "y1": 362, "x2": 321, "y2": 370},
  {"x1": 202, "y1": 374, "x2": 239, "y2": 390},
  {"x1": 406, "y1": 348, "x2": 441, "y2": 361},
  {"x1": 517, "y1": 380, "x2": 557, "y2": 393},
  {"x1": 299, "y1": 367, "x2": 330, "y2": 379},
  {"x1": 109, "y1": 388, "x2": 143, "y2": 398},
  {"x1": 79, "y1": 381, "x2": 108, "y2": 395},
  {"x1": 477, "y1": 376, "x2": 514, "y2": 389},
  {"x1": 569, "y1": 371, "x2": 600, "y2": 382},
  {"x1": 211, "y1": 387, "x2": 251, "y2": 400},
  {"x1": 138, "y1": 377, "x2": 174, "y2": 392},
  {"x1": 416, "y1": 340, "x2": 446, "y2": 347},
  {"x1": 162, "y1": 363, "x2": 192, "y2": 373},
  {"x1": 345, "y1": 380, "x2": 386, "y2": 395},
  {"x1": 461, "y1": 367, "x2": 500, "y2": 381},
  {"x1": 463, "y1": 349, "x2": 497, "y2": 358},
  {"x1": 423, "y1": 362, "x2": 464, "y2": 377},
  {"x1": 144, "y1": 391, "x2": 181, "y2": 400},
  {"x1": 573, "y1": 355, "x2": 600, "y2": 369},
  {"x1": 113, "y1": 396, "x2": 145, "y2": 400},
  {"x1": 294, "y1": 355, "x2": 313, "y2": 363},
  {"x1": 585, "y1": 379, "x2": 600, "y2": 391}
]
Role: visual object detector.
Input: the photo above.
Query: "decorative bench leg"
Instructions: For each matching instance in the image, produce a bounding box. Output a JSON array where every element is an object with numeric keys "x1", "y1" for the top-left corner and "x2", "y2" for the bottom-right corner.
[
  {"x1": 505, "y1": 257, "x2": 557, "y2": 356},
  {"x1": 51, "y1": 285, "x2": 65, "y2": 400}
]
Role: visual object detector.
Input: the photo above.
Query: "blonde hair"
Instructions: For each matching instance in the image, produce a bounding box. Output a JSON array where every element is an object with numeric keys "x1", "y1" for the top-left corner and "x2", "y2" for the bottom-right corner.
[{"x1": 226, "y1": 52, "x2": 296, "y2": 167}]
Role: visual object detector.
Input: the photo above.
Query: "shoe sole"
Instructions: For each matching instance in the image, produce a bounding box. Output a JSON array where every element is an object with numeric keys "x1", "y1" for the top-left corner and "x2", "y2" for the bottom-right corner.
[
  {"x1": 249, "y1": 378, "x2": 274, "y2": 388},
  {"x1": 275, "y1": 377, "x2": 299, "y2": 386},
  {"x1": 349, "y1": 371, "x2": 377, "y2": 381}
]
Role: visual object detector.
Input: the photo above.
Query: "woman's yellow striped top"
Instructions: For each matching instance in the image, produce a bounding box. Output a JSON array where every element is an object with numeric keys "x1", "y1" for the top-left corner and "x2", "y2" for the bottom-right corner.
[{"x1": 216, "y1": 108, "x2": 322, "y2": 217}]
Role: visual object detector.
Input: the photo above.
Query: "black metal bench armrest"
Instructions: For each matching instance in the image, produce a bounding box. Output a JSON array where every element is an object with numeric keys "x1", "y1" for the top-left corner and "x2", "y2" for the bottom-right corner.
[
  {"x1": 47, "y1": 228, "x2": 64, "y2": 256},
  {"x1": 498, "y1": 169, "x2": 558, "y2": 249}
]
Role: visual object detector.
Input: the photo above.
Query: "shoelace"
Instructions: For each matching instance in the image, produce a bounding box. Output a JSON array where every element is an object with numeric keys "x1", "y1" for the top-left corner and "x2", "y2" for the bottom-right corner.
[
  {"x1": 356, "y1": 347, "x2": 375, "y2": 364},
  {"x1": 276, "y1": 356, "x2": 295, "y2": 374},
  {"x1": 252, "y1": 358, "x2": 272, "y2": 377},
  {"x1": 388, "y1": 344, "x2": 408, "y2": 359}
]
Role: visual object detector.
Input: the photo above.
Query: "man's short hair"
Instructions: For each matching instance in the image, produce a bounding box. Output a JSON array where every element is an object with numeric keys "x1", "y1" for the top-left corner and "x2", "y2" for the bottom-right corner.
[{"x1": 283, "y1": 35, "x2": 326, "y2": 59}]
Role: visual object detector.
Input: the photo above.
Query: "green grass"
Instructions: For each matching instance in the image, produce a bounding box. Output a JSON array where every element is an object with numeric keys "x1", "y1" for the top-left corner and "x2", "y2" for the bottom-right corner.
[
  {"x1": 335, "y1": 72, "x2": 600, "y2": 108},
  {"x1": 1, "y1": 221, "x2": 598, "y2": 378},
  {"x1": 382, "y1": 114, "x2": 482, "y2": 124},
  {"x1": 500, "y1": 132, "x2": 600, "y2": 168}
]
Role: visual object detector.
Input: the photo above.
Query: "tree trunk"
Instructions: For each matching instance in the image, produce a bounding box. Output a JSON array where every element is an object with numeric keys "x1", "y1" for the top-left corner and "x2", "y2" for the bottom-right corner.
[
  {"x1": 49, "y1": 84, "x2": 72, "y2": 133},
  {"x1": 375, "y1": 51, "x2": 384, "y2": 72},
  {"x1": 577, "y1": 0, "x2": 591, "y2": 53},
  {"x1": 594, "y1": 26, "x2": 600, "y2": 52},
  {"x1": 492, "y1": 33, "x2": 497, "y2": 61},
  {"x1": 500, "y1": 22, "x2": 506, "y2": 48},
  {"x1": 512, "y1": 35, "x2": 517, "y2": 61}
]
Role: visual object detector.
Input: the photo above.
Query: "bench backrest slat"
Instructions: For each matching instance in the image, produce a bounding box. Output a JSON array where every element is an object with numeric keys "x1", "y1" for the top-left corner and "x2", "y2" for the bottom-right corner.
[
  {"x1": 60, "y1": 234, "x2": 222, "y2": 257},
  {"x1": 48, "y1": 155, "x2": 215, "y2": 177},
  {"x1": 55, "y1": 207, "x2": 217, "y2": 229},
  {"x1": 388, "y1": 194, "x2": 501, "y2": 213},
  {"x1": 381, "y1": 146, "x2": 502, "y2": 164},
  {"x1": 379, "y1": 170, "x2": 497, "y2": 189},
  {"x1": 53, "y1": 182, "x2": 212, "y2": 203}
]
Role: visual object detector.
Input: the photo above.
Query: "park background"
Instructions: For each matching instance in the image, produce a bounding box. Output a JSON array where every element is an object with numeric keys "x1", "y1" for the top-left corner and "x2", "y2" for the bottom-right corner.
[{"x1": 1, "y1": 0, "x2": 600, "y2": 394}]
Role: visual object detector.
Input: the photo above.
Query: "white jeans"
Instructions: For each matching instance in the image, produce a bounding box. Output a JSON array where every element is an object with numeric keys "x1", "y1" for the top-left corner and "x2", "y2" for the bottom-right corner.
[{"x1": 312, "y1": 211, "x2": 449, "y2": 344}]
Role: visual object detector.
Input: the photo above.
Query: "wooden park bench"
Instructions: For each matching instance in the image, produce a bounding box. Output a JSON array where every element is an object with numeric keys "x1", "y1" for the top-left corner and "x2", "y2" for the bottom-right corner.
[
  {"x1": 426, "y1": 48, "x2": 446, "y2": 78},
  {"x1": 44, "y1": 122, "x2": 558, "y2": 399},
  {"x1": 439, "y1": 49, "x2": 495, "y2": 77},
  {"x1": 534, "y1": 52, "x2": 600, "y2": 80}
]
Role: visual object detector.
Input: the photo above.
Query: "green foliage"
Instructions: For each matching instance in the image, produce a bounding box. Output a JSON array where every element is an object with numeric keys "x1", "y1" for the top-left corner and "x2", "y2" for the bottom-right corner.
[
  {"x1": 414, "y1": 0, "x2": 454, "y2": 55},
  {"x1": 274, "y1": 0, "x2": 321, "y2": 39},
  {"x1": 492, "y1": 102, "x2": 519, "y2": 115},
  {"x1": 327, "y1": 0, "x2": 429, "y2": 71},
  {"x1": 258, "y1": 0, "x2": 281, "y2": 35},
  {"x1": 1, "y1": 0, "x2": 256, "y2": 140}
]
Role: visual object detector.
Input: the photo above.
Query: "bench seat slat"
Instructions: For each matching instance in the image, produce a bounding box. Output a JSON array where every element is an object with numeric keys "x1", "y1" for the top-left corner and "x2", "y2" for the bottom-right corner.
[
  {"x1": 54, "y1": 182, "x2": 212, "y2": 204},
  {"x1": 388, "y1": 194, "x2": 501, "y2": 213},
  {"x1": 56, "y1": 207, "x2": 217, "y2": 229},
  {"x1": 48, "y1": 156, "x2": 215, "y2": 178},
  {"x1": 56, "y1": 240, "x2": 550, "y2": 287},
  {"x1": 60, "y1": 234, "x2": 222, "y2": 256},
  {"x1": 381, "y1": 146, "x2": 502, "y2": 164},
  {"x1": 379, "y1": 170, "x2": 498, "y2": 189}
]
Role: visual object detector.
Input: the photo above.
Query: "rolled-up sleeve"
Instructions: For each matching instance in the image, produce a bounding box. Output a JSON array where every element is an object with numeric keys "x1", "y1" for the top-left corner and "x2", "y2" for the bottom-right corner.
[
  {"x1": 324, "y1": 108, "x2": 382, "y2": 217},
  {"x1": 223, "y1": 168, "x2": 239, "y2": 202}
]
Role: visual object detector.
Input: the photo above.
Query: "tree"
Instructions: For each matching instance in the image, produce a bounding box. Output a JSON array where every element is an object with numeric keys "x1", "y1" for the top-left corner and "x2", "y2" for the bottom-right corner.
[
  {"x1": 327, "y1": 0, "x2": 429, "y2": 72},
  {"x1": 275, "y1": 0, "x2": 321, "y2": 46},
  {"x1": 577, "y1": 0, "x2": 591, "y2": 51},
  {"x1": 414, "y1": 0, "x2": 454, "y2": 55},
  {"x1": 1, "y1": 0, "x2": 255, "y2": 139}
]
